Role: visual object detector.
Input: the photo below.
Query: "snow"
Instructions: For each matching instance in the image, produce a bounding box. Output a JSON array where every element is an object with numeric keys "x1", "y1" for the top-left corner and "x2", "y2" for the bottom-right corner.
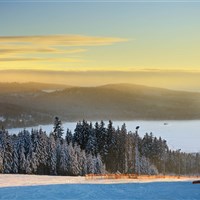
[
  {"x1": 42, "y1": 89, "x2": 58, "y2": 93},
  {"x1": 0, "y1": 116, "x2": 5, "y2": 122},
  {"x1": 0, "y1": 174, "x2": 196, "y2": 187},
  {"x1": 0, "y1": 175, "x2": 199, "y2": 200},
  {"x1": 8, "y1": 120, "x2": 200, "y2": 153}
]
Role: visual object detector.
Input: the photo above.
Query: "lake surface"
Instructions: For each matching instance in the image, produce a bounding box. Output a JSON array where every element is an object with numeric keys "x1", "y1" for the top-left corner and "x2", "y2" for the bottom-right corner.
[
  {"x1": 0, "y1": 182, "x2": 199, "y2": 200},
  {"x1": 8, "y1": 120, "x2": 200, "y2": 153}
]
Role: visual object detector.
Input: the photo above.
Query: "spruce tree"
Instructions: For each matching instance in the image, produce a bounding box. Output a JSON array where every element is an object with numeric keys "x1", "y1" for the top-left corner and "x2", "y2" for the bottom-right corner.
[
  {"x1": 48, "y1": 133, "x2": 57, "y2": 175},
  {"x1": 53, "y1": 117, "x2": 64, "y2": 141}
]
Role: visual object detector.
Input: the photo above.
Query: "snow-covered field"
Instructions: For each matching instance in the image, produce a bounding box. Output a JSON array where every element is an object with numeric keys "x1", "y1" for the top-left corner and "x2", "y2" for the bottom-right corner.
[
  {"x1": 0, "y1": 174, "x2": 196, "y2": 187},
  {"x1": 8, "y1": 120, "x2": 200, "y2": 152},
  {"x1": 0, "y1": 175, "x2": 199, "y2": 200}
]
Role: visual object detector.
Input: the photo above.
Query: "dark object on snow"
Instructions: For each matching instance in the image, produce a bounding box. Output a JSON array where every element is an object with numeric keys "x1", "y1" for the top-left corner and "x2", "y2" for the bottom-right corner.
[
  {"x1": 136, "y1": 126, "x2": 140, "y2": 130},
  {"x1": 192, "y1": 180, "x2": 200, "y2": 184}
]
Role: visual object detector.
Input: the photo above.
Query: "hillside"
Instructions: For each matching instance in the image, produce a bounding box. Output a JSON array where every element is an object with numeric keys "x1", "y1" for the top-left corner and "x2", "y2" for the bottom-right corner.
[
  {"x1": 0, "y1": 82, "x2": 70, "y2": 94},
  {"x1": 0, "y1": 82, "x2": 200, "y2": 128}
]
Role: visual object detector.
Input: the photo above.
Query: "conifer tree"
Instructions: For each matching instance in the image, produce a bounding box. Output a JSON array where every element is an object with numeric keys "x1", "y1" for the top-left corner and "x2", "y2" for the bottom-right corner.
[
  {"x1": 68, "y1": 142, "x2": 79, "y2": 175},
  {"x1": 12, "y1": 139, "x2": 19, "y2": 173},
  {"x1": 53, "y1": 117, "x2": 64, "y2": 141},
  {"x1": 59, "y1": 140, "x2": 69, "y2": 175},
  {"x1": 3, "y1": 134, "x2": 13, "y2": 173},
  {"x1": 86, "y1": 123, "x2": 97, "y2": 156},
  {"x1": 66, "y1": 129, "x2": 73, "y2": 145},
  {"x1": 48, "y1": 133, "x2": 57, "y2": 175}
]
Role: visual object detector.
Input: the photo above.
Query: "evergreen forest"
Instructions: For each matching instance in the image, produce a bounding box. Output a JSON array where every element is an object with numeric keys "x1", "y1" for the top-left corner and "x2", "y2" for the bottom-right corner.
[{"x1": 0, "y1": 118, "x2": 199, "y2": 176}]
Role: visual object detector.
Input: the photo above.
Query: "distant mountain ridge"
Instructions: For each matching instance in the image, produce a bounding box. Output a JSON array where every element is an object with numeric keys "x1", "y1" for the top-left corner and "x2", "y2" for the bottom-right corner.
[
  {"x1": 0, "y1": 82, "x2": 200, "y2": 128},
  {"x1": 0, "y1": 82, "x2": 70, "y2": 94}
]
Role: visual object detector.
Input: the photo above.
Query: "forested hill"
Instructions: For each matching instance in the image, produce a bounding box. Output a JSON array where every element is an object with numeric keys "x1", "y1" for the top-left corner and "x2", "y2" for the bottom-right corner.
[
  {"x1": 0, "y1": 82, "x2": 200, "y2": 128},
  {"x1": 0, "y1": 82, "x2": 69, "y2": 94}
]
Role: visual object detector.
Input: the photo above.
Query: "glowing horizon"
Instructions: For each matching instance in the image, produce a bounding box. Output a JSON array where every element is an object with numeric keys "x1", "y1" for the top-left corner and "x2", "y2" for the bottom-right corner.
[{"x1": 1, "y1": 1, "x2": 200, "y2": 91}]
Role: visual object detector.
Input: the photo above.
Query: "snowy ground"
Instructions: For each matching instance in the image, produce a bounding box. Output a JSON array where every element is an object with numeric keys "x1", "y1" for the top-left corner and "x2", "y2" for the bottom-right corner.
[
  {"x1": 0, "y1": 175, "x2": 199, "y2": 200},
  {"x1": 0, "y1": 174, "x2": 197, "y2": 188},
  {"x1": 8, "y1": 120, "x2": 200, "y2": 152}
]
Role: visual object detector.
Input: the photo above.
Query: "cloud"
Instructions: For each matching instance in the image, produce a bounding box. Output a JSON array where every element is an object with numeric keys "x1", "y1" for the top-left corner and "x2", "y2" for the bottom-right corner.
[
  {"x1": 0, "y1": 34, "x2": 127, "y2": 64},
  {"x1": 0, "y1": 47, "x2": 87, "y2": 55},
  {"x1": 0, "y1": 35, "x2": 127, "y2": 47},
  {"x1": 0, "y1": 48, "x2": 57, "y2": 55},
  {"x1": 0, "y1": 58, "x2": 45, "y2": 62},
  {"x1": 0, "y1": 57, "x2": 85, "y2": 63}
]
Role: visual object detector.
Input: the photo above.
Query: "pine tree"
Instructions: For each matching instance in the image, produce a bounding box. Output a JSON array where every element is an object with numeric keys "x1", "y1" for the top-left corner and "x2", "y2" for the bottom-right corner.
[
  {"x1": 74, "y1": 120, "x2": 91, "y2": 150},
  {"x1": 86, "y1": 123, "x2": 97, "y2": 156},
  {"x1": 59, "y1": 140, "x2": 70, "y2": 175},
  {"x1": 48, "y1": 133, "x2": 57, "y2": 175},
  {"x1": 32, "y1": 129, "x2": 49, "y2": 174},
  {"x1": 139, "y1": 156, "x2": 158, "y2": 175},
  {"x1": 117, "y1": 123, "x2": 127, "y2": 173},
  {"x1": 97, "y1": 120, "x2": 108, "y2": 163},
  {"x1": 53, "y1": 117, "x2": 64, "y2": 141},
  {"x1": 68, "y1": 143, "x2": 79, "y2": 175},
  {"x1": 56, "y1": 137, "x2": 62, "y2": 175},
  {"x1": 134, "y1": 132, "x2": 140, "y2": 175},
  {"x1": 26, "y1": 141, "x2": 37, "y2": 174},
  {"x1": 0, "y1": 129, "x2": 6, "y2": 173},
  {"x1": 74, "y1": 143, "x2": 87, "y2": 175},
  {"x1": 12, "y1": 137, "x2": 19, "y2": 173},
  {"x1": 66, "y1": 129, "x2": 73, "y2": 145},
  {"x1": 94, "y1": 154, "x2": 105, "y2": 174},
  {"x1": 18, "y1": 141, "x2": 26, "y2": 173},
  {"x1": 126, "y1": 132, "x2": 135, "y2": 173},
  {"x1": 106, "y1": 120, "x2": 116, "y2": 171},
  {"x1": 17, "y1": 130, "x2": 32, "y2": 174},
  {"x1": 86, "y1": 153, "x2": 95, "y2": 174},
  {"x1": 3, "y1": 134, "x2": 13, "y2": 173}
]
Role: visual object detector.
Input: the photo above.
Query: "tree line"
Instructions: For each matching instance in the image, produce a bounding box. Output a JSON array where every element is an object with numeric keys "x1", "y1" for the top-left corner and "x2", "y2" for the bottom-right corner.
[{"x1": 0, "y1": 118, "x2": 199, "y2": 176}]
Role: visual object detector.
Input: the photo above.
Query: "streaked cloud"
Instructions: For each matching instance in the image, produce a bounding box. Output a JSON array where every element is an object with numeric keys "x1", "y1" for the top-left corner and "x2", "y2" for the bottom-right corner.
[
  {"x1": 0, "y1": 47, "x2": 57, "y2": 54},
  {"x1": 0, "y1": 35, "x2": 128, "y2": 46},
  {"x1": 0, "y1": 34, "x2": 127, "y2": 64},
  {"x1": 0, "y1": 58, "x2": 44, "y2": 62},
  {"x1": 0, "y1": 57, "x2": 85, "y2": 63}
]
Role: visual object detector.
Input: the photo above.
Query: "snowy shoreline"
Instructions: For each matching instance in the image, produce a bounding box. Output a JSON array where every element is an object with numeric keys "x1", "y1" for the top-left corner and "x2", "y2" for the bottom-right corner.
[{"x1": 0, "y1": 174, "x2": 197, "y2": 188}]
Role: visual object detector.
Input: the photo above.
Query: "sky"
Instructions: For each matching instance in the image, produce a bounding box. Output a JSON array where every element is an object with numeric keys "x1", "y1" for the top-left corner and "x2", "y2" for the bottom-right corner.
[{"x1": 0, "y1": 0, "x2": 200, "y2": 91}]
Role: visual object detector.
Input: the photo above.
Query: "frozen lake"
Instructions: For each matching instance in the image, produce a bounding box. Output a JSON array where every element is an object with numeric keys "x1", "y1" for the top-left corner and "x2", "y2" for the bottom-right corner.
[
  {"x1": 0, "y1": 182, "x2": 199, "y2": 200},
  {"x1": 8, "y1": 120, "x2": 200, "y2": 153}
]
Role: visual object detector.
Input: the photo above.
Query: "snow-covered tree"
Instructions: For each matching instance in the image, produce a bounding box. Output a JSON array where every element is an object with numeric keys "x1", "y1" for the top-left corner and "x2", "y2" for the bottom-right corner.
[
  {"x1": 86, "y1": 153, "x2": 95, "y2": 174},
  {"x1": 94, "y1": 154, "x2": 105, "y2": 174},
  {"x1": 3, "y1": 133, "x2": 13, "y2": 173},
  {"x1": 0, "y1": 129, "x2": 6, "y2": 173},
  {"x1": 139, "y1": 156, "x2": 158, "y2": 175},
  {"x1": 134, "y1": 132, "x2": 140, "y2": 175},
  {"x1": 12, "y1": 137, "x2": 19, "y2": 173},
  {"x1": 74, "y1": 143, "x2": 87, "y2": 175},
  {"x1": 59, "y1": 140, "x2": 69, "y2": 175},
  {"x1": 48, "y1": 133, "x2": 57, "y2": 175},
  {"x1": 32, "y1": 129, "x2": 48, "y2": 174},
  {"x1": 67, "y1": 143, "x2": 79, "y2": 175}
]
